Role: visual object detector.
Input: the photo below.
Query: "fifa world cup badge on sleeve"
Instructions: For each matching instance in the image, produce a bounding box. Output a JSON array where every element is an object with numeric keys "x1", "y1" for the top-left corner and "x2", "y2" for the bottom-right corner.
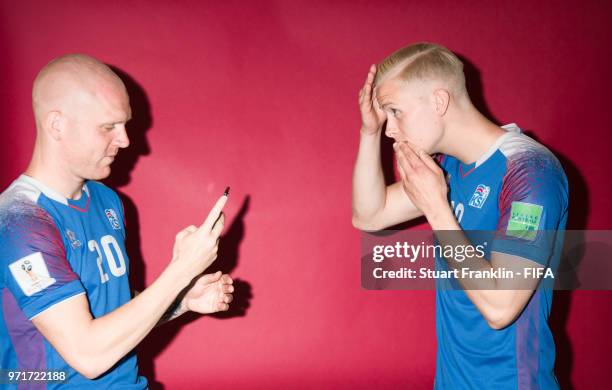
[{"x1": 9, "y1": 252, "x2": 56, "y2": 296}]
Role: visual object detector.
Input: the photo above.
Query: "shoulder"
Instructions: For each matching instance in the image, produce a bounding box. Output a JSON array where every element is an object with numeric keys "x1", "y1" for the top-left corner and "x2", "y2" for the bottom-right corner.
[
  {"x1": 0, "y1": 180, "x2": 65, "y2": 263},
  {"x1": 500, "y1": 133, "x2": 565, "y2": 177},
  {"x1": 498, "y1": 133, "x2": 569, "y2": 211},
  {"x1": 500, "y1": 133, "x2": 567, "y2": 188},
  {"x1": 0, "y1": 178, "x2": 58, "y2": 236}
]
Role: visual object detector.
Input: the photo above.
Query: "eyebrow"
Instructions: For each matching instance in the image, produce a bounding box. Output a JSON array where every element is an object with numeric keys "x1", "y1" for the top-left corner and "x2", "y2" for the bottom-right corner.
[
  {"x1": 374, "y1": 87, "x2": 394, "y2": 107},
  {"x1": 377, "y1": 96, "x2": 396, "y2": 109},
  {"x1": 107, "y1": 115, "x2": 132, "y2": 124},
  {"x1": 101, "y1": 118, "x2": 131, "y2": 127}
]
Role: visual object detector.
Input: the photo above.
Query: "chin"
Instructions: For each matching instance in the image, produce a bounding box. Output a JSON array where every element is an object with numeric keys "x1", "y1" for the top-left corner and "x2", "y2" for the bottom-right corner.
[{"x1": 90, "y1": 168, "x2": 112, "y2": 181}]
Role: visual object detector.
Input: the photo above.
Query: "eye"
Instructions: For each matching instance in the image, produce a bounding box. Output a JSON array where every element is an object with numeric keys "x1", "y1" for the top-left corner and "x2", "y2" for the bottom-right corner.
[
  {"x1": 389, "y1": 108, "x2": 401, "y2": 118},
  {"x1": 103, "y1": 124, "x2": 115, "y2": 131}
]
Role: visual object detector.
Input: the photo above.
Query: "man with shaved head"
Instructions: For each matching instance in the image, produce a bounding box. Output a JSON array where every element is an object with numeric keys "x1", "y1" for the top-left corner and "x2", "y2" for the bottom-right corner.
[
  {"x1": 352, "y1": 43, "x2": 568, "y2": 389},
  {"x1": 0, "y1": 54, "x2": 233, "y2": 388}
]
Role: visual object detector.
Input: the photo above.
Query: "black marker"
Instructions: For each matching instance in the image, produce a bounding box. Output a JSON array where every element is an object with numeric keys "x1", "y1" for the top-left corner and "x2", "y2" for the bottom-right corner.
[{"x1": 223, "y1": 186, "x2": 230, "y2": 197}]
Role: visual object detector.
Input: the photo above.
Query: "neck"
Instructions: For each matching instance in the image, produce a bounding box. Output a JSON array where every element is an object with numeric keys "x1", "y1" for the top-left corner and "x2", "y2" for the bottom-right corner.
[
  {"x1": 438, "y1": 101, "x2": 506, "y2": 165},
  {"x1": 25, "y1": 139, "x2": 85, "y2": 200}
]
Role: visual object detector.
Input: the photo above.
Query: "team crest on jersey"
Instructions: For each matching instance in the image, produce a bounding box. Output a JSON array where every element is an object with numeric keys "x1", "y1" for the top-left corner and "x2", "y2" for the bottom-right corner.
[
  {"x1": 469, "y1": 184, "x2": 490, "y2": 209},
  {"x1": 9, "y1": 252, "x2": 56, "y2": 296},
  {"x1": 105, "y1": 209, "x2": 121, "y2": 230},
  {"x1": 66, "y1": 229, "x2": 82, "y2": 248}
]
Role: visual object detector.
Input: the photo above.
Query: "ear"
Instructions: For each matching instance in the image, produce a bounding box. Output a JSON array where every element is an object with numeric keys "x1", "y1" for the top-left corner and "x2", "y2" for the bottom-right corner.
[
  {"x1": 432, "y1": 89, "x2": 450, "y2": 116},
  {"x1": 44, "y1": 111, "x2": 65, "y2": 141}
]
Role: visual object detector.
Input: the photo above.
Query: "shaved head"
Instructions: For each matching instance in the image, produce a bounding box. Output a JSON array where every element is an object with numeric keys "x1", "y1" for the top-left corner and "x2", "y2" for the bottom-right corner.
[{"x1": 32, "y1": 54, "x2": 127, "y2": 129}]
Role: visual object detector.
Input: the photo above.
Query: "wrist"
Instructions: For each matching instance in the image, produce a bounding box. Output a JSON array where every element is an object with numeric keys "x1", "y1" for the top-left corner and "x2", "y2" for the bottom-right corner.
[
  {"x1": 164, "y1": 260, "x2": 194, "y2": 290},
  {"x1": 159, "y1": 295, "x2": 188, "y2": 325},
  {"x1": 360, "y1": 125, "x2": 381, "y2": 136},
  {"x1": 175, "y1": 297, "x2": 189, "y2": 316},
  {"x1": 426, "y1": 203, "x2": 457, "y2": 230}
]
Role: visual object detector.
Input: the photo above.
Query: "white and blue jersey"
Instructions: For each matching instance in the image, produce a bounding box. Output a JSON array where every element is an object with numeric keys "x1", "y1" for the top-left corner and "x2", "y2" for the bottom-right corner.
[
  {"x1": 0, "y1": 175, "x2": 147, "y2": 389},
  {"x1": 434, "y1": 124, "x2": 569, "y2": 389}
]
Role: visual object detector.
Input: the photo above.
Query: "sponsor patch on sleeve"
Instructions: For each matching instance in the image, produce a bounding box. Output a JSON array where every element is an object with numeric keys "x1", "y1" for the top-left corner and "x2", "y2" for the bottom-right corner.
[
  {"x1": 8, "y1": 252, "x2": 57, "y2": 296},
  {"x1": 506, "y1": 201, "x2": 543, "y2": 241}
]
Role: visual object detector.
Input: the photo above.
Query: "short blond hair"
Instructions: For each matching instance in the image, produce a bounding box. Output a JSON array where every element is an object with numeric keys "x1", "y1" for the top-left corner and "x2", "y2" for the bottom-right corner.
[{"x1": 375, "y1": 42, "x2": 466, "y2": 97}]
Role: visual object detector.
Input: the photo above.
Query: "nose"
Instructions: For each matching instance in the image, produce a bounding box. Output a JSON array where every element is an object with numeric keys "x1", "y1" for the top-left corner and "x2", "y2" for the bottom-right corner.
[
  {"x1": 384, "y1": 118, "x2": 399, "y2": 140},
  {"x1": 115, "y1": 125, "x2": 130, "y2": 149}
]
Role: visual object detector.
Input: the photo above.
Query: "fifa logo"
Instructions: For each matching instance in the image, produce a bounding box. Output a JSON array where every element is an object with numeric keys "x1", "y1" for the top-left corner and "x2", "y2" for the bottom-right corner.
[
  {"x1": 105, "y1": 209, "x2": 121, "y2": 230},
  {"x1": 469, "y1": 184, "x2": 490, "y2": 209},
  {"x1": 9, "y1": 253, "x2": 57, "y2": 296},
  {"x1": 21, "y1": 259, "x2": 38, "y2": 282}
]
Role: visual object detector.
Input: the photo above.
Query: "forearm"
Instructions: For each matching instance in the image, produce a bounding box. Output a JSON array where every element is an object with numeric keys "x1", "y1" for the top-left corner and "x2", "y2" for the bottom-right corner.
[
  {"x1": 133, "y1": 288, "x2": 188, "y2": 327},
  {"x1": 156, "y1": 289, "x2": 188, "y2": 326},
  {"x1": 429, "y1": 208, "x2": 497, "y2": 288},
  {"x1": 83, "y1": 261, "x2": 189, "y2": 374},
  {"x1": 352, "y1": 130, "x2": 386, "y2": 221},
  {"x1": 428, "y1": 207, "x2": 513, "y2": 318},
  {"x1": 429, "y1": 207, "x2": 536, "y2": 328}
]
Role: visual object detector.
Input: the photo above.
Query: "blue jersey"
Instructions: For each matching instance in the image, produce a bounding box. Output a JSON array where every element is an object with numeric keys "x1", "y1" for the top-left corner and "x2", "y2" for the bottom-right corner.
[
  {"x1": 434, "y1": 124, "x2": 568, "y2": 389},
  {"x1": 0, "y1": 175, "x2": 147, "y2": 389}
]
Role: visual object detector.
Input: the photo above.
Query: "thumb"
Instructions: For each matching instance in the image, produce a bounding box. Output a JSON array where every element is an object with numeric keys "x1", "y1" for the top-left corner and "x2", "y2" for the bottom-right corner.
[{"x1": 197, "y1": 271, "x2": 223, "y2": 286}]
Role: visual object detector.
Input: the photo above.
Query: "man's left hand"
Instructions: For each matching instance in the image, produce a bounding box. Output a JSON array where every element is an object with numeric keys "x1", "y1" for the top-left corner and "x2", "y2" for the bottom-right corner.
[{"x1": 184, "y1": 271, "x2": 234, "y2": 313}]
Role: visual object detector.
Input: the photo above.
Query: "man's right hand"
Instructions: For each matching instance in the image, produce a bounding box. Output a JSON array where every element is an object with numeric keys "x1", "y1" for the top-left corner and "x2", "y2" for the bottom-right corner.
[
  {"x1": 172, "y1": 195, "x2": 228, "y2": 283},
  {"x1": 358, "y1": 64, "x2": 386, "y2": 135}
]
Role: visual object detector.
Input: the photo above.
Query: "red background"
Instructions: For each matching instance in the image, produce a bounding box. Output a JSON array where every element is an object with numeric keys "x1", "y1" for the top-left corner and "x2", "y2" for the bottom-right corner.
[{"x1": 1, "y1": 1, "x2": 611, "y2": 389}]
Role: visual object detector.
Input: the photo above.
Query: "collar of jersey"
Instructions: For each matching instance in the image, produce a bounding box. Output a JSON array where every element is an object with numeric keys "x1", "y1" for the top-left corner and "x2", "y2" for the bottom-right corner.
[
  {"x1": 459, "y1": 123, "x2": 521, "y2": 178},
  {"x1": 19, "y1": 174, "x2": 90, "y2": 212}
]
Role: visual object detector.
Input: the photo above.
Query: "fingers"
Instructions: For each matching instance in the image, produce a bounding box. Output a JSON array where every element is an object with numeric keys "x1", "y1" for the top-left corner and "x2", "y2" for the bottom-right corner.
[
  {"x1": 359, "y1": 64, "x2": 377, "y2": 107},
  {"x1": 197, "y1": 271, "x2": 223, "y2": 285},
  {"x1": 397, "y1": 154, "x2": 408, "y2": 183},
  {"x1": 400, "y1": 142, "x2": 421, "y2": 167},
  {"x1": 200, "y1": 195, "x2": 228, "y2": 232},
  {"x1": 195, "y1": 272, "x2": 233, "y2": 291},
  {"x1": 223, "y1": 293, "x2": 233, "y2": 304},
  {"x1": 397, "y1": 142, "x2": 441, "y2": 174},
  {"x1": 419, "y1": 150, "x2": 442, "y2": 173},
  {"x1": 362, "y1": 64, "x2": 376, "y2": 90},
  {"x1": 220, "y1": 274, "x2": 233, "y2": 285},
  {"x1": 217, "y1": 277, "x2": 233, "y2": 311},
  {"x1": 394, "y1": 142, "x2": 414, "y2": 175},
  {"x1": 372, "y1": 88, "x2": 385, "y2": 116},
  {"x1": 211, "y1": 212, "x2": 225, "y2": 238}
]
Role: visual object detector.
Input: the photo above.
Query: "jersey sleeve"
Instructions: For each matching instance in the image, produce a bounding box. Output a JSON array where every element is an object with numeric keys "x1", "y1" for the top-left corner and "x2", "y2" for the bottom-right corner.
[
  {"x1": 1, "y1": 204, "x2": 85, "y2": 320},
  {"x1": 491, "y1": 153, "x2": 569, "y2": 266}
]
